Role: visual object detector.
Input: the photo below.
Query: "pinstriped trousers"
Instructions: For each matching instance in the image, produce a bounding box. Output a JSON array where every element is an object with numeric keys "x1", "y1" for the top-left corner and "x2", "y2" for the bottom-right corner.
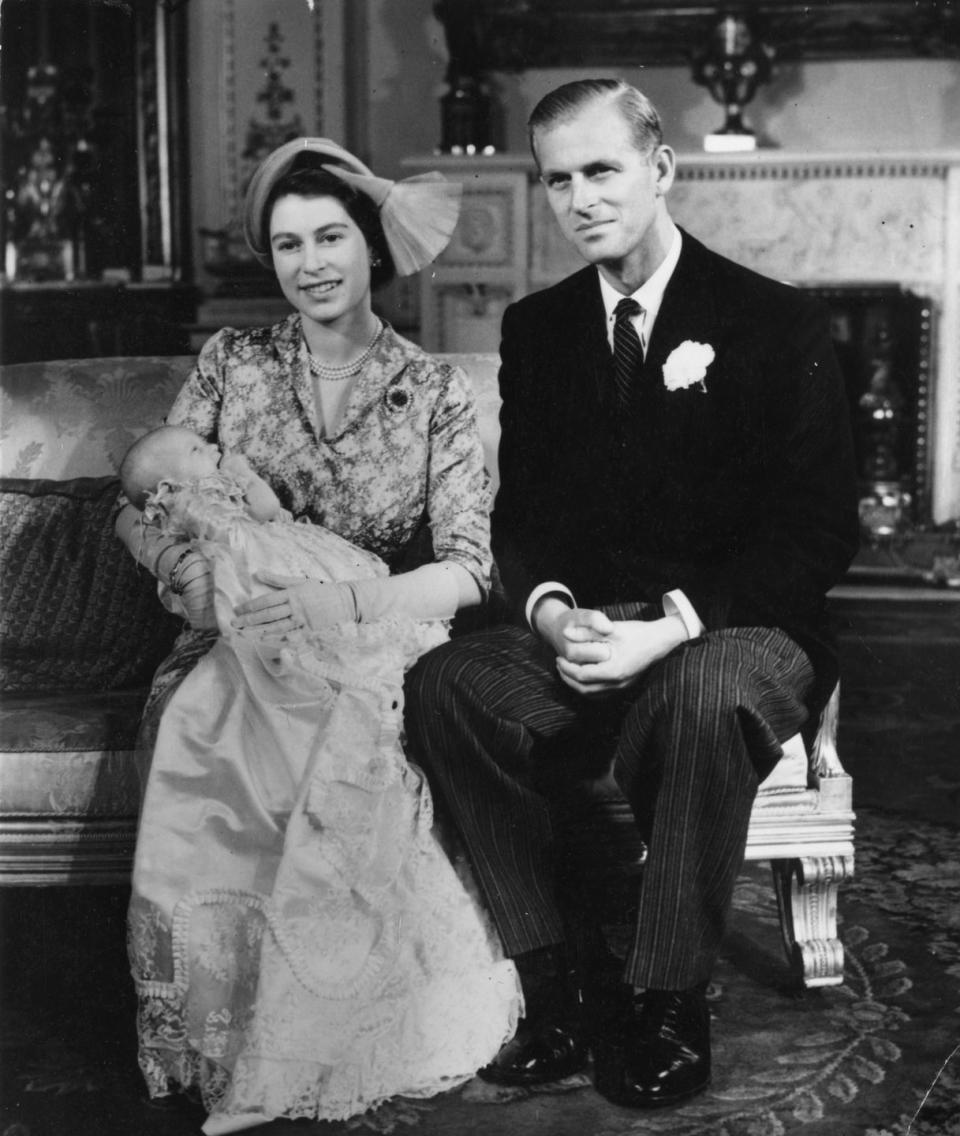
[{"x1": 404, "y1": 621, "x2": 814, "y2": 991}]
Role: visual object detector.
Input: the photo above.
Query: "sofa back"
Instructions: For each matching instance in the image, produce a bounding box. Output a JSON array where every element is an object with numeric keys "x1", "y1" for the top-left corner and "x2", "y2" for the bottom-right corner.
[
  {"x1": 1, "y1": 357, "x2": 192, "y2": 480},
  {"x1": 0, "y1": 353, "x2": 503, "y2": 486}
]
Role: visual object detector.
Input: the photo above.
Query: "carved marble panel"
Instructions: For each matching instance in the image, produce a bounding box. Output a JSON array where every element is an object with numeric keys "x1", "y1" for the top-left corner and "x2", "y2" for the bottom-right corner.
[
  {"x1": 406, "y1": 160, "x2": 528, "y2": 353},
  {"x1": 669, "y1": 163, "x2": 945, "y2": 287},
  {"x1": 438, "y1": 182, "x2": 520, "y2": 270}
]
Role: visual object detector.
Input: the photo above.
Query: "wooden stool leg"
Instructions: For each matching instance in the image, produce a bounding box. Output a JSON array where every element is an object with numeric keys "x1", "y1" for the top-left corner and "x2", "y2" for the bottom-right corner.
[{"x1": 771, "y1": 855, "x2": 853, "y2": 988}]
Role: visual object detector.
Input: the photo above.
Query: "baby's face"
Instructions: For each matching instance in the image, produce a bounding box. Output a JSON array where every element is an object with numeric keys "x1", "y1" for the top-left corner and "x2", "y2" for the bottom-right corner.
[{"x1": 166, "y1": 430, "x2": 222, "y2": 481}]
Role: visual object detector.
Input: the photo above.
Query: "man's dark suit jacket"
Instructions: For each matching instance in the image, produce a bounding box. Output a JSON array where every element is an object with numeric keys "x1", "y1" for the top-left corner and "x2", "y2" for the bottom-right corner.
[{"x1": 491, "y1": 228, "x2": 860, "y2": 716}]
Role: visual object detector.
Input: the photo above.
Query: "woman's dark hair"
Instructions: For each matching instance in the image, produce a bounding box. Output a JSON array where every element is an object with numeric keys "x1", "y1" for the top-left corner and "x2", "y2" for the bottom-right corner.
[{"x1": 261, "y1": 159, "x2": 396, "y2": 291}]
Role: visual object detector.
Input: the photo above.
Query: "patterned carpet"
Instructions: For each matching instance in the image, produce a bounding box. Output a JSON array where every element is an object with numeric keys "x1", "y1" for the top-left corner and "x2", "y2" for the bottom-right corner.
[{"x1": 2, "y1": 596, "x2": 958, "y2": 1136}]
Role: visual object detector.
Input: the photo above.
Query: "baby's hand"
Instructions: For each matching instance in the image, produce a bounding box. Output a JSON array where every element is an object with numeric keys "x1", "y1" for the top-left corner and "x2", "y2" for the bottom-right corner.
[
  {"x1": 219, "y1": 452, "x2": 254, "y2": 481},
  {"x1": 221, "y1": 452, "x2": 283, "y2": 522}
]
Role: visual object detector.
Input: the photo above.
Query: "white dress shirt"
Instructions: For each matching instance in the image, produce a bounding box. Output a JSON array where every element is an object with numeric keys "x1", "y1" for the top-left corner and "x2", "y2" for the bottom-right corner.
[{"x1": 597, "y1": 225, "x2": 683, "y2": 354}]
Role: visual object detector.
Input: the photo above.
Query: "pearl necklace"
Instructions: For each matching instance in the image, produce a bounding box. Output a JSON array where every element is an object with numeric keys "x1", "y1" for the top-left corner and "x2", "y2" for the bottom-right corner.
[{"x1": 306, "y1": 321, "x2": 384, "y2": 381}]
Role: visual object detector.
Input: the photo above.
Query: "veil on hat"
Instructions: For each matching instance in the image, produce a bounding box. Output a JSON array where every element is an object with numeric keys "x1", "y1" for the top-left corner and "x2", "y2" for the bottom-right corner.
[{"x1": 243, "y1": 137, "x2": 462, "y2": 276}]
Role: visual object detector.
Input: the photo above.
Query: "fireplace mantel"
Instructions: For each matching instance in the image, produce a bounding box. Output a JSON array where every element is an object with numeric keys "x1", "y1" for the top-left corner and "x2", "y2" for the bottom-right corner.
[{"x1": 405, "y1": 149, "x2": 960, "y2": 523}]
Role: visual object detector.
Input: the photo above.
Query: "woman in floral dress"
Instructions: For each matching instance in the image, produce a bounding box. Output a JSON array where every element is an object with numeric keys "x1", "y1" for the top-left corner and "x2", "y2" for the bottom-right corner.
[{"x1": 115, "y1": 138, "x2": 521, "y2": 1133}]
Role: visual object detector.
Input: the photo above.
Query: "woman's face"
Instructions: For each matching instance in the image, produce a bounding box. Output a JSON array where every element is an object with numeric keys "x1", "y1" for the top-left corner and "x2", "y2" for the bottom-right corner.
[{"x1": 269, "y1": 194, "x2": 373, "y2": 331}]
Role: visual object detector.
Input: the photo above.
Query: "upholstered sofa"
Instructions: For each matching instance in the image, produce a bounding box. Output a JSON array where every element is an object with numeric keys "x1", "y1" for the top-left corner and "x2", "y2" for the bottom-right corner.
[{"x1": 0, "y1": 353, "x2": 853, "y2": 989}]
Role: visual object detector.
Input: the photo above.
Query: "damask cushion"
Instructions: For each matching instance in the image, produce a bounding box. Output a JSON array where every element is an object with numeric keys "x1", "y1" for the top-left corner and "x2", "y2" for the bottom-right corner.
[{"x1": 0, "y1": 475, "x2": 181, "y2": 694}]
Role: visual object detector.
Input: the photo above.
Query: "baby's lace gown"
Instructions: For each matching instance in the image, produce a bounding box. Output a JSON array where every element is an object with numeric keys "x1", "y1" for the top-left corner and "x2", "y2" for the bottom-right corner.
[{"x1": 127, "y1": 476, "x2": 521, "y2": 1133}]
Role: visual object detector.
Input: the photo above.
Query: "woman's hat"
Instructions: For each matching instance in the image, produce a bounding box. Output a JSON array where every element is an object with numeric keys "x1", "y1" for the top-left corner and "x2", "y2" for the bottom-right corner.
[{"x1": 242, "y1": 137, "x2": 462, "y2": 275}]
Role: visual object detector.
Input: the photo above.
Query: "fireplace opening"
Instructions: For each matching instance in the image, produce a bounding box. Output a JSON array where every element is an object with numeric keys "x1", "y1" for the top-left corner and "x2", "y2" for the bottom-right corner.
[{"x1": 806, "y1": 285, "x2": 932, "y2": 539}]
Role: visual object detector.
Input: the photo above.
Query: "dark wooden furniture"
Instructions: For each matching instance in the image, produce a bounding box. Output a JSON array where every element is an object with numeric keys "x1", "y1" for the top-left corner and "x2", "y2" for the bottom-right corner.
[
  {"x1": 0, "y1": 281, "x2": 197, "y2": 363},
  {"x1": 434, "y1": 1, "x2": 960, "y2": 71},
  {"x1": 1, "y1": 0, "x2": 193, "y2": 359}
]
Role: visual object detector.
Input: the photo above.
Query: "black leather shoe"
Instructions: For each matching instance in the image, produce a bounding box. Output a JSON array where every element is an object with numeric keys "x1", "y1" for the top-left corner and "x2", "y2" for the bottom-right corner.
[
  {"x1": 478, "y1": 1016, "x2": 589, "y2": 1086},
  {"x1": 479, "y1": 944, "x2": 590, "y2": 1086},
  {"x1": 593, "y1": 984, "x2": 711, "y2": 1108}
]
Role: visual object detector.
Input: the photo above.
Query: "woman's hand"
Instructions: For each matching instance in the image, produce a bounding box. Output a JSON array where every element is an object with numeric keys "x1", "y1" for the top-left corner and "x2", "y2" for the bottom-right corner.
[
  {"x1": 233, "y1": 572, "x2": 358, "y2": 634},
  {"x1": 233, "y1": 561, "x2": 477, "y2": 634}
]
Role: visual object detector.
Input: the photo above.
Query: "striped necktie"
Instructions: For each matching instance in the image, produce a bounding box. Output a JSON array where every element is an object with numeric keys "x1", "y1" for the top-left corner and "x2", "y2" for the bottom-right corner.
[{"x1": 612, "y1": 297, "x2": 644, "y2": 404}]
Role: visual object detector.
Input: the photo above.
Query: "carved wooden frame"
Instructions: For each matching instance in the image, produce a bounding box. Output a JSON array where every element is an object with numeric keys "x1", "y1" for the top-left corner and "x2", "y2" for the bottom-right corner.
[{"x1": 438, "y1": 1, "x2": 960, "y2": 70}]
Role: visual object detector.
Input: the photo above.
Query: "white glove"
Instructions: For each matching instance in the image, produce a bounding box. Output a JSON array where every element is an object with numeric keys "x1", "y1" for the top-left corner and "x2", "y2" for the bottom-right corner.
[
  {"x1": 233, "y1": 573, "x2": 358, "y2": 634},
  {"x1": 349, "y1": 566, "x2": 461, "y2": 623},
  {"x1": 232, "y1": 562, "x2": 470, "y2": 634}
]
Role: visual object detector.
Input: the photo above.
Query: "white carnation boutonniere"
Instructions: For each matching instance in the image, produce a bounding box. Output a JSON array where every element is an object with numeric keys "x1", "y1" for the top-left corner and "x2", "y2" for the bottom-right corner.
[{"x1": 662, "y1": 340, "x2": 715, "y2": 393}]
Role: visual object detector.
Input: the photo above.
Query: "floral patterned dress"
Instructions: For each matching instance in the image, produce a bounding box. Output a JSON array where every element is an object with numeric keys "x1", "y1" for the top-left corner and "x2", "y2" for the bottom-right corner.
[{"x1": 127, "y1": 317, "x2": 520, "y2": 1132}]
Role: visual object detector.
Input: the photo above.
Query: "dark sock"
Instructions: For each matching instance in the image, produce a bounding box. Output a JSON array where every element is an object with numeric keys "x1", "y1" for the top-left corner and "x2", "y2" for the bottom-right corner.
[{"x1": 514, "y1": 945, "x2": 577, "y2": 1023}]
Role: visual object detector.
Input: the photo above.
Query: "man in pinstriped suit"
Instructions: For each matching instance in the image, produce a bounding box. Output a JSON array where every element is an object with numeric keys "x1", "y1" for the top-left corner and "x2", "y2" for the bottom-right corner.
[{"x1": 405, "y1": 78, "x2": 859, "y2": 1108}]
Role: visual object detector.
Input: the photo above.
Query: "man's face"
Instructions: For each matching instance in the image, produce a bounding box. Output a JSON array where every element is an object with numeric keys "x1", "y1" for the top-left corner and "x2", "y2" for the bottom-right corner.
[{"x1": 534, "y1": 99, "x2": 673, "y2": 276}]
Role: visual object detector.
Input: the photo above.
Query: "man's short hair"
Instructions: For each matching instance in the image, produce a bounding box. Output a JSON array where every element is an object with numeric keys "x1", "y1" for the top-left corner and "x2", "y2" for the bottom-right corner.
[{"x1": 527, "y1": 78, "x2": 663, "y2": 166}]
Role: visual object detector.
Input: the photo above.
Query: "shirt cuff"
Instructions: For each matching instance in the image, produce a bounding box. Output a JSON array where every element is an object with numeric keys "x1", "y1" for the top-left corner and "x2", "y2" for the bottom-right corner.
[
  {"x1": 525, "y1": 582, "x2": 576, "y2": 632},
  {"x1": 662, "y1": 589, "x2": 704, "y2": 640}
]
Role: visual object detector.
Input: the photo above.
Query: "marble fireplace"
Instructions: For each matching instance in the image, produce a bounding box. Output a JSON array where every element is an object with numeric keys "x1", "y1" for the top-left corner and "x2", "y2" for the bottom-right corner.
[{"x1": 406, "y1": 149, "x2": 960, "y2": 529}]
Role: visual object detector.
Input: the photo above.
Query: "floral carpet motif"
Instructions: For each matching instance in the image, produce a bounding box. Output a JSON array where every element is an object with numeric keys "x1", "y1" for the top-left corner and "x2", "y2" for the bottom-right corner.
[{"x1": 1, "y1": 808, "x2": 958, "y2": 1136}]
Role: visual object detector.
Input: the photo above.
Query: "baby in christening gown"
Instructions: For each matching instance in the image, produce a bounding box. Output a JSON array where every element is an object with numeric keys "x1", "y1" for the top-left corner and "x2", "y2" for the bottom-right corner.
[{"x1": 121, "y1": 426, "x2": 521, "y2": 1134}]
